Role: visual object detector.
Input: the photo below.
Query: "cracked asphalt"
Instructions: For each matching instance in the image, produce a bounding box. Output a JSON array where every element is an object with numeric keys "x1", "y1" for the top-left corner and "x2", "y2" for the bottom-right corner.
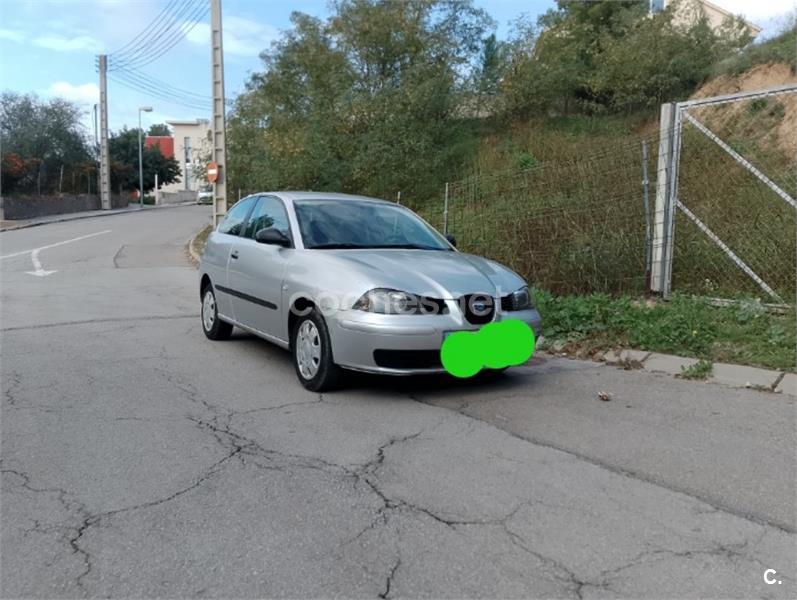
[{"x1": 1, "y1": 205, "x2": 795, "y2": 599}]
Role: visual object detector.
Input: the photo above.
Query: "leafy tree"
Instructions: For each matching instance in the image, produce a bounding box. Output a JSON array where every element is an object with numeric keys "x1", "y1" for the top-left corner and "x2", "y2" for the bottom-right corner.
[
  {"x1": 0, "y1": 92, "x2": 91, "y2": 194},
  {"x1": 228, "y1": 0, "x2": 491, "y2": 200},
  {"x1": 108, "y1": 127, "x2": 181, "y2": 192},
  {"x1": 147, "y1": 123, "x2": 171, "y2": 136},
  {"x1": 475, "y1": 34, "x2": 505, "y2": 97},
  {"x1": 499, "y1": 0, "x2": 752, "y2": 116}
]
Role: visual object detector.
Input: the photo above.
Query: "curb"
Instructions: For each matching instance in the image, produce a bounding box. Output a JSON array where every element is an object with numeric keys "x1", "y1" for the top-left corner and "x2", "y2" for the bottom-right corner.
[
  {"x1": 537, "y1": 337, "x2": 795, "y2": 397},
  {"x1": 186, "y1": 224, "x2": 210, "y2": 268},
  {"x1": 558, "y1": 346, "x2": 796, "y2": 397},
  {"x1": 0, "y1": 202, "x2": 198, "y2": 232}
]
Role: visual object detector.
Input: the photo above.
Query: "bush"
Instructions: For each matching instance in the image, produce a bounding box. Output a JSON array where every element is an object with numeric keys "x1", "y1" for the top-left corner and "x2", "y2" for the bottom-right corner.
[{"x1": 712, "y1": 24, "x2": 797, "y2": 77}]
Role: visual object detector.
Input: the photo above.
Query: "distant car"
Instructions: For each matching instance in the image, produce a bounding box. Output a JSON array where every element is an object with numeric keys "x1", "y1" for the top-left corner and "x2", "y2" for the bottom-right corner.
[
  {"x1": 197, "y1": 186, "x2": 213, "y2": 205},
  {"x1": 198, "y1": 192, "x2": 542, "y2": 391}
]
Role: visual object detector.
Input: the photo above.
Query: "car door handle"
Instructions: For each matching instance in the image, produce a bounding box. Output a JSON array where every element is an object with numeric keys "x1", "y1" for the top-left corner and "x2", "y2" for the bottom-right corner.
[{"x1": 230, "y1": 250, "x2": 239, "y2": 259}]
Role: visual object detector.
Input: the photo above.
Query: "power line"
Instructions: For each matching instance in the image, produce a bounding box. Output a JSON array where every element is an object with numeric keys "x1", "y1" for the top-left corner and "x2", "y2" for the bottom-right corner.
[
  {"x1": 108, "y1": 0, "x2": 195, "y2": 66},
  {"x1": 110, "y1": 0, "x2": 208, "y2": 71},
  {"x1": 110, "y1": 0, "x2": 209, "y2": 70},
  {"x1": 107, "y1": 0, "x2": 182, "y2": 57},
  {"x1": 115, "y1": 66, "x2": 212, "y2": 102},
  {"x1": 108, "y1": 71, "x2": 212, "y2": 111}
]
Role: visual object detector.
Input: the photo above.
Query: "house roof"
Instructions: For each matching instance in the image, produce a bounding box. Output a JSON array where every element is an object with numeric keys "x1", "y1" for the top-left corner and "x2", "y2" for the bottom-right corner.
[{"x1": 166, "y1": 119, "x2": 210, "y2": 127}]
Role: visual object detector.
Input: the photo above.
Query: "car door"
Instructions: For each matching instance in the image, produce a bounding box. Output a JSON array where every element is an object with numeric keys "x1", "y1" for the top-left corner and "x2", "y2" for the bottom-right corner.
[
  {"x1": 226, "y1": 195, "x2": 293, "y2": 341},
  {"x1": 207, "y1": 196, "x2": 257, "y2": 319}
]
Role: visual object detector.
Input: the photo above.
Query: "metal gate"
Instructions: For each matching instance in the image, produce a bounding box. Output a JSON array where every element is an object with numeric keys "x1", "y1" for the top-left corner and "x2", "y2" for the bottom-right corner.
[{"x1": 651, "y1": 84, "x2": 797, "y2": 303}]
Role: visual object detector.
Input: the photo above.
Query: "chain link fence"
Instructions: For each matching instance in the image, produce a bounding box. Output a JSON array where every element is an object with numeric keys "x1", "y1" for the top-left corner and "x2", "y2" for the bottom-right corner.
[
  {"x1": 413, "y1": 86, "x2": 796, "y2": 304},
  {"x1": 415, "y1": 137, "x2": 657, "y2": 296}
]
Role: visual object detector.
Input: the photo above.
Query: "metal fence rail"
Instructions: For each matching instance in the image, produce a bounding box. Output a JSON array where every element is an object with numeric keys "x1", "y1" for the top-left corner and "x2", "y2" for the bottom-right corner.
[{"x1": 414, "y1": 85, "x2": 796, "y2": 303}]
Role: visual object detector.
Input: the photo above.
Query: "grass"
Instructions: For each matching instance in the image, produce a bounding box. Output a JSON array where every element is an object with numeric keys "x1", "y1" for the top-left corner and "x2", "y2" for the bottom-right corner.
[
  {"x1": 679, "y1": 360, "x2": 713, "y2": 380},
  {"x1": 534, "y1": 291, "x2": 796, "y2": 372}
]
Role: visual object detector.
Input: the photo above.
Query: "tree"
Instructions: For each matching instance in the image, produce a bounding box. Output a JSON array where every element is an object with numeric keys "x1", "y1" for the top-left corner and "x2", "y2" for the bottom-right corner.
[
  {"x1": 0, "y1": 92, "x2": 91, "y2": 194},
  {"x1": 108, "y1": 127, "x2": 180, "y2": 193},
  {"x1": 476, "y1": 34, "x2": 505, "y2": 97},
  {"x1": 499, "y1": 0, "x2": 752, "y2": 117},
  {"x1": 148, "y1": 123, "x2": 171, "y2": 136},
  {"x1": 228, "y1": 0, "x2": 492, "y2": 200}
]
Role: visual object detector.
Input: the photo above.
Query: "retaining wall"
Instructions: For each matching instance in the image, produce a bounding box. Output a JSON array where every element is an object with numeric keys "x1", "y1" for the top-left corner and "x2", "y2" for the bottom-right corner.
[{"x1": 0, "y1": 194, "x2": 128, "y2": 220}]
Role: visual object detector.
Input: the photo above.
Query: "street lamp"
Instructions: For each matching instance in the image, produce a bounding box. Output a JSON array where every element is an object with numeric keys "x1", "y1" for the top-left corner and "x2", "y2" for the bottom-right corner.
[{"x1": 138, "y1": 106, "x2": 153, "y2": 207}]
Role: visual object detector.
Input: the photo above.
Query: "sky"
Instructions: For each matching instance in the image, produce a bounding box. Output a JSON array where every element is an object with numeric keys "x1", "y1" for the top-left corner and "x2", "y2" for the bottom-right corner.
[{"x1": 0, "y1": 0, "x2": 794, "y2": 133}]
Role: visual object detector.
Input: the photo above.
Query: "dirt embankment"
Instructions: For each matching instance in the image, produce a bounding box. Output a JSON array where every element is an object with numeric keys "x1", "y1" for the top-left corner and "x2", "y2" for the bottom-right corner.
[{"x1": 690, "y1": 62, "x2": 796, "y2": 156}]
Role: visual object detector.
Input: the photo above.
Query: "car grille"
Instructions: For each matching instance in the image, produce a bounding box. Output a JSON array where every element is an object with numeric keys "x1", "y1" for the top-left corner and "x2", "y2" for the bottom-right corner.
[
  {"x1": 418, "y1": 297, "x2": 448, "y2": 315},
  {"x1": 459, "y1": 294, "x2": 495, "y2": 325},
  {"x1": 373, "y1": 350, "x2": 443, "y2": 370}
]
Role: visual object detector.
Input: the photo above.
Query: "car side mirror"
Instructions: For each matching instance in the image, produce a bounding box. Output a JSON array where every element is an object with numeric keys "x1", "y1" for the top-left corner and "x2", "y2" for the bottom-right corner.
[
  {"x1": 255, "y1": 228, "x2": 290, "y2": 247},
  {"x1": 445, "y1": 234, "x2": 457, "y2": 248}
]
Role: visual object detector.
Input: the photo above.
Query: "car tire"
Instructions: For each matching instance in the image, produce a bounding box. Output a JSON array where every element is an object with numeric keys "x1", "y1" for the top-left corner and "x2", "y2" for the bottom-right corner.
[
  {"x1": 201, "y1": 285, "x2": 233, "y2": 340},
  {"x1": 292, "y1": 308, "x2": 342, "y2": 392}
]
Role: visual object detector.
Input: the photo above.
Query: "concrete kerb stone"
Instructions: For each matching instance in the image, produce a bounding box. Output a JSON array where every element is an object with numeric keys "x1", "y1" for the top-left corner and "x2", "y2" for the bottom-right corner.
[
  {"x1": 643, "y1": 352, "x2": 700, "y2": 375},
  {"x1": 709, "y1": 363, "x2": 782, "y2": 391}
]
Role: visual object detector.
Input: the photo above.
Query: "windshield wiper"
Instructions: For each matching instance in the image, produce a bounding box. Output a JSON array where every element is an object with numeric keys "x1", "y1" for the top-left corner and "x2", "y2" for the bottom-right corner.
[
  {"x1": 371, "y1": 244, "x2": 450, "y2": 250},
  {"x1": 307, "y1": 243, "x2": 369, "y2": 250},
  {"x1": 307, "y1": 243, "x2": 450, "y2": 251}
]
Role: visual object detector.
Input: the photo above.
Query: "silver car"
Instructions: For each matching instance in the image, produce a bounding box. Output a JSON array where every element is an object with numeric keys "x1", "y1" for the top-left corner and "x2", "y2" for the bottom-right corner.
[{"x1": 199, "y1": 192, "x2": 542, "y2": 391}]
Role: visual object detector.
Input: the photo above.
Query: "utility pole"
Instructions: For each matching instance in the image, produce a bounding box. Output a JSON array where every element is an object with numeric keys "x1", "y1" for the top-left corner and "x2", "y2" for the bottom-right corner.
[
  {"x1": 98, "y1": 55, "x2": 111, "y2": 209},
  {"x1": 210, "y1": 0, "x2": 227, "y2": 227},
  {"x1": 138, "y1": 106, "x2": 153, "y2": 207}
]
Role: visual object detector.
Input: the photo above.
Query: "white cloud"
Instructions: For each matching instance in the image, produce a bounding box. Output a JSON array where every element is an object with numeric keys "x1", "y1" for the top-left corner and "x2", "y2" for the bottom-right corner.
[
  {"x1": 0, "y1": 29, "x2": 25, "y2": 43},
  {"x1": 185, "y1": 15, "x2": 278, "y2": 57},
  {"x1": 33, "y1": 34, "x2": 103, "y2": 53},
  {"x1": 48, "y1": 81, "x2": 100, "y2": 105}
]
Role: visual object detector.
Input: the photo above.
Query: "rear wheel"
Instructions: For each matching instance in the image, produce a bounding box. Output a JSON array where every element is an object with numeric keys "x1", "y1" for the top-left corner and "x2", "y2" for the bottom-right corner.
[
  {"x1": 292, "y1": 309, "x2": 341, "y2": 391},
  {"x1": 201, "y1": 285, "x2": 233, "y2": 340}
]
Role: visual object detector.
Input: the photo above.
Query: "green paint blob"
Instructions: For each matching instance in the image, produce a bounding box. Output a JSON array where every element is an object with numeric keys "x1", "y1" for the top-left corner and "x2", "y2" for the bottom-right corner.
[
  {"x1": 441, "y1": 331, "x2": 482, "y2": 378},
  {"x1": 440, "y1": 319, "x2": 536, "y2": 378}
]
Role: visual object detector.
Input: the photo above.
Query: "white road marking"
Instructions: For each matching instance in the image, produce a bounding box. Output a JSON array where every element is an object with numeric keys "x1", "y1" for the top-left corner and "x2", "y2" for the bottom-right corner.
[
  {"x1": 26, "y1": 248, "x2": 57, "y2": 277},
  {"x1": 0, "y1": 230, "x2": 112, "y2": 277}
]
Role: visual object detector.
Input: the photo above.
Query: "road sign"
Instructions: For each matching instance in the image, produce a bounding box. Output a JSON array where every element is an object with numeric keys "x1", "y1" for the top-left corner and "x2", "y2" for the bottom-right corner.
[{"x1": 207, "y1": 162, "x2": 219, "y2": 183}]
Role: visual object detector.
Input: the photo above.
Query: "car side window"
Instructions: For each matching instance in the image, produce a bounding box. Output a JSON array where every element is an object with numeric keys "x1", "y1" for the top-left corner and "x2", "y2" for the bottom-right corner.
[
  {"x1": 217, "y1": 197, "x2": 256, "y2": 236},
  {"x1": 244, "y1": 196, "x2": 292, "y2": 241}
]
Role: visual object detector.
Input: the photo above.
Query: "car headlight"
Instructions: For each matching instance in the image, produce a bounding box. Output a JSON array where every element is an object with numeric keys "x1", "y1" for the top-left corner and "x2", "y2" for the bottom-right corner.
[
  {"x1": 503, "y1": 286, "x2": 533, "y2": 311},
  {"x1": 353, "y1": 288, "x2": 439, "y2": 315}
]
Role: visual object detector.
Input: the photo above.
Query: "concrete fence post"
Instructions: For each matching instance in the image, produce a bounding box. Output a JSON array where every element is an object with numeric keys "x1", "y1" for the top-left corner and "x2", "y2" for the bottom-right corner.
[
  {"x1": 443, "y1": 182, "x2": 449, "y2": 235},
  {"x1": 650, "y1": 102, "x2": 677, "y2": 296}
]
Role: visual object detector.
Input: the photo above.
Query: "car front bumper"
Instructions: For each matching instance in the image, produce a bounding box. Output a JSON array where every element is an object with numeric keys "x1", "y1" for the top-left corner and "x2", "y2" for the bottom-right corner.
[{"x1": 328, "y1": 307, "x2": 542, "y2": 375}]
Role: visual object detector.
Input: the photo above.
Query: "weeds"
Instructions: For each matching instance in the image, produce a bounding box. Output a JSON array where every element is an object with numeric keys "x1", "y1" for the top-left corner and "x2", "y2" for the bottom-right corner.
[
  {"x1": 679, "y1": 360, "x2": 713, "y2": 380},
  {"x1": 535, "y1": 291, "x2": 796, "y2": 372}
]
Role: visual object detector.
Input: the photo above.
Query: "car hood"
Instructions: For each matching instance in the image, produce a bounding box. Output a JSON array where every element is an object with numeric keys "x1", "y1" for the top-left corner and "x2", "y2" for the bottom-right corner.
[{"x1": 323, "y1": 249, "x2": 525, "y2": 299}]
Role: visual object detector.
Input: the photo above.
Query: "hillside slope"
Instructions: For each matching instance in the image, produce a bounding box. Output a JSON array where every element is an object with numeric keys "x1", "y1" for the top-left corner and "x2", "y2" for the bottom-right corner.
[{"x1": 690, "y1": 62, "x2": 796, "y2": 156}]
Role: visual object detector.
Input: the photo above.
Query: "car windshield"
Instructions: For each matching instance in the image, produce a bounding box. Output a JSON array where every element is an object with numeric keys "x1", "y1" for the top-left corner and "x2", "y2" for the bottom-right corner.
[{"x1": 294, "y1": 199, "x2": 452, "y2": 250}]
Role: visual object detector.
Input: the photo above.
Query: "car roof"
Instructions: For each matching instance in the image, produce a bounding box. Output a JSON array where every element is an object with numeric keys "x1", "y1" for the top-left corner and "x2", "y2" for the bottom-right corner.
[{"x1": 257, "y1": 191, "x2": 393, "y2": 205}]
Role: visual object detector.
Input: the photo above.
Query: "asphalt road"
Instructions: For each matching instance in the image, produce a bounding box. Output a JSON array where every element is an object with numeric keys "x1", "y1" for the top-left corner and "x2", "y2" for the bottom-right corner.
[{"x1": 1, "y1": 205, "x2": 794, "y2": 599}]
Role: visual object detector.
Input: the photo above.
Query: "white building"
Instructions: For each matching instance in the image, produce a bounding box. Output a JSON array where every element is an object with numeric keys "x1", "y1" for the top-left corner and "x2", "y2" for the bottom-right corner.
[
  {"x1": 652, "y1": 0, "x2": 762, "y2": 38},
  {"x1": 161, "y1": 119, "x2": 212, "y2": 193}
]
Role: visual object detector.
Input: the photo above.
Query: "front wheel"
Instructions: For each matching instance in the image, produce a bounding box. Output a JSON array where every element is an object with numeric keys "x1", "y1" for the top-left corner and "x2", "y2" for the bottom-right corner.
[
  {"x1": 292, "y1": 309, "x2": 341, "y2": 392},
  {"x1": 201, "y1": 285, "x2": 233, "y2": 340}
]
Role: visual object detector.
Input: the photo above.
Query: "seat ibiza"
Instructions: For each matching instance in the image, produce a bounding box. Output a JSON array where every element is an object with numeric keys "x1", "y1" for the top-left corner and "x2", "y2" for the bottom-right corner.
[{"x1": 199, "y1": 192, "x2": 541, "y2": 391}]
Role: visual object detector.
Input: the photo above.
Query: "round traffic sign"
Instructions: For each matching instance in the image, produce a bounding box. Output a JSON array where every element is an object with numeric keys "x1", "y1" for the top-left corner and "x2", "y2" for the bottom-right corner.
[{"x1": 207, "y1": 162, "x2": 219, "y2": 183}]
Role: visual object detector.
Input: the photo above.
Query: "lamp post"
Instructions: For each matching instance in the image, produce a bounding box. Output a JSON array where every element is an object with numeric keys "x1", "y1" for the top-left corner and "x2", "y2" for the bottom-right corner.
[{"x1": 138, "y1": 106, "x2": 153, "y2": 207}]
